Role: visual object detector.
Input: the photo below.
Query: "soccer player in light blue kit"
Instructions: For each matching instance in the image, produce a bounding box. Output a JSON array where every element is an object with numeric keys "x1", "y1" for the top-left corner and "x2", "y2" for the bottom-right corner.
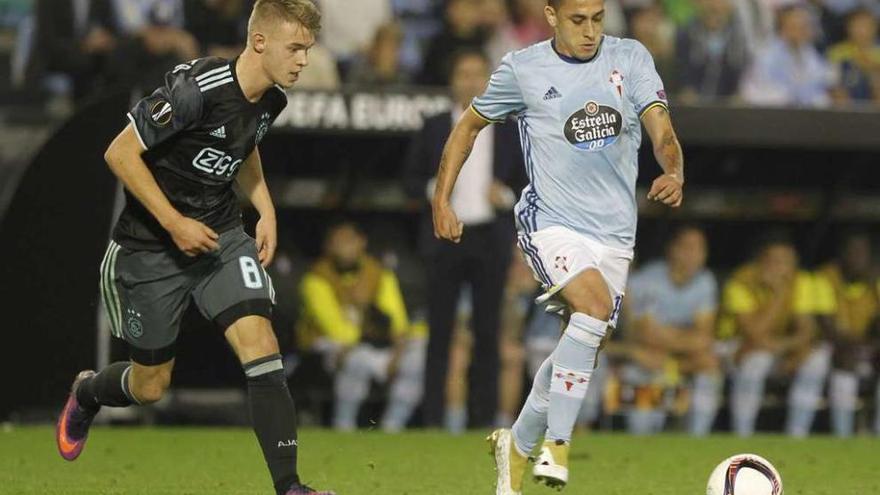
[{"x1": 432, "y1": 0, "x2": 685, "y2": 493}]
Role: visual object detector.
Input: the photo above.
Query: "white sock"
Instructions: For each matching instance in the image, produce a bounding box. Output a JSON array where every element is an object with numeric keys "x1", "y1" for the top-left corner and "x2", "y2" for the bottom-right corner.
[{"x1": 545, "y1": 312, "x2": 606, "y2": 443}]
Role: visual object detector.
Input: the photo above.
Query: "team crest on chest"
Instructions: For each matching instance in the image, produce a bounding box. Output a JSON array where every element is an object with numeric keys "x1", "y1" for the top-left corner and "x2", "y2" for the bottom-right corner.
[{"x1": 255, "y1": 112, "x2": 271, "y2": 144}]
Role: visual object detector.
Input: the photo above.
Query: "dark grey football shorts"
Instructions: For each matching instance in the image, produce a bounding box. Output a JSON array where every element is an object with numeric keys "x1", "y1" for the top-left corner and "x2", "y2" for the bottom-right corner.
[{"x1": 99, "y1": 227, "x2": 275, "y2": 365}]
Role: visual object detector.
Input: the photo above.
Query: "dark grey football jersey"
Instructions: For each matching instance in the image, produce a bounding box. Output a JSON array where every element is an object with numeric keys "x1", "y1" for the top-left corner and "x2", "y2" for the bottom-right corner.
[{"x1": 114, "y1": 56, "x2": 287, "y2": 250}]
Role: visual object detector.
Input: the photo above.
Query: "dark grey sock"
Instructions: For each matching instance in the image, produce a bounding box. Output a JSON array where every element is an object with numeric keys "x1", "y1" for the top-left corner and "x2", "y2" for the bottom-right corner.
[
  {"x1": 244, "y1": 354, "x2": 300, "y2": 495},
  {"x1": 76, "y1": 361, "x2": 137, "y2": 412}
]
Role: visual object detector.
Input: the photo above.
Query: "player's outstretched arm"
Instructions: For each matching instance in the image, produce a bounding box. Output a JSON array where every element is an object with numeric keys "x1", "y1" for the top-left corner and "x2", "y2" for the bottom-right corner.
[
  {"x1": 642, "y1": 106, "x2": 684, "y2": 208},
  {"x1": 104, "y1": 124, "x2": 219, "y2": 255},
  {"x1": 237, "y1": 147, "x2": 276, "y2": 267},
  {"x1": 432, "y1": 108, "x2": 490, "y2": 243}
]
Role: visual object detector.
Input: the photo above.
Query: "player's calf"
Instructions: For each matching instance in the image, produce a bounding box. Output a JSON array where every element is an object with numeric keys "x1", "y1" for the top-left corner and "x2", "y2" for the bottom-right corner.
[
  {"x1": 227, "y1": 317, "x2": 310, "y2": 495},
  {"x1": 127, "y1": 362, "x2": 173, "y2": 404},
  {"x1": 242, "y1": 352, "x2": 304, "y2": 495},
  {"x1": 537, "y1": 272, "x2": 611, "y2": 489},
  {"x1": 76, "y1": 361, "x2": 143, "y2": 410}
]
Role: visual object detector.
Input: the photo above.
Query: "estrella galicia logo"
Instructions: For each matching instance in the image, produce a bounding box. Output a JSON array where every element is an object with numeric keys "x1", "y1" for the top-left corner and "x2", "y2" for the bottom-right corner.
[
  {"x1": 150, "y1": 99, "x2": 173, "y2": 126},
  {"x1": 564, "y1": 100, "x2": 622, "y2": 151}
]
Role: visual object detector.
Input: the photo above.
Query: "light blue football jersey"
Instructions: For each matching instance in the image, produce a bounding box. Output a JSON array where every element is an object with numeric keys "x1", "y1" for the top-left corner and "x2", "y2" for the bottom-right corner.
[
  {"x1": 628, "y1": 260, "x2": 718, "y2": 327},
  {"x1": 471, "y1": 36, "x2": 668, "y2": 251}
]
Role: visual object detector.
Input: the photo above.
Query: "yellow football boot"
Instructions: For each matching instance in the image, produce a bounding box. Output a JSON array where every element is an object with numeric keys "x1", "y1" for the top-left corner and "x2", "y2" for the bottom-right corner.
[
  {"x1": 487, "y1": 429, "x2": 530, "y2": 495},
  {"x1": 533, "y1": 439, "x2": 570, "y2": 490}
]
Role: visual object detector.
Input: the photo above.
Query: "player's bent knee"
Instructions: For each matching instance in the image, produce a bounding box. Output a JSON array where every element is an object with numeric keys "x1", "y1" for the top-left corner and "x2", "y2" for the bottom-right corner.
[
  {"x1": 585, "y1": 303, "x2": 613, "y2": 321},
  {"x1": 568, "y1": 297, "x2": 613, "y2": 321},
  {"x1": 562, "y1": 269, "x2": 614, "y2": 321}
]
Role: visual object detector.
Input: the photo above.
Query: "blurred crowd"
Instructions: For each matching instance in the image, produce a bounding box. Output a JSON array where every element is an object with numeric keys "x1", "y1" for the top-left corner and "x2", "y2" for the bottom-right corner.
[
  {"x1": 290, "y1": 218, "x2": 879, "y2": 437},
  {"x1": 8, "y1": 0, "x2": 880, "y2": 109}
]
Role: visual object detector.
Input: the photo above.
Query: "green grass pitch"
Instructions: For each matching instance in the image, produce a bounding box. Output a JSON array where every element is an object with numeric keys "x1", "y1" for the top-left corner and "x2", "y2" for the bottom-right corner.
[{"x1": 1, "y1": 426, "x2": 878, "y2": 494}]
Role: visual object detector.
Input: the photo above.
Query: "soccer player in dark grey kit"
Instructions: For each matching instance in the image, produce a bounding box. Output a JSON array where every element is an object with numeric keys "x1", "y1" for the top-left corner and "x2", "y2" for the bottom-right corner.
[{"x1": 55, "y1": 1, "x2": 334, "y2": 494}]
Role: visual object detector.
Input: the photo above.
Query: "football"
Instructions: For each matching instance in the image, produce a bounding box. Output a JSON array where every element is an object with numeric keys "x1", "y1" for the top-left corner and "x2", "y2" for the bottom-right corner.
[{"x1": 706, "y1": 454, "x2": 783, "y2": 495}]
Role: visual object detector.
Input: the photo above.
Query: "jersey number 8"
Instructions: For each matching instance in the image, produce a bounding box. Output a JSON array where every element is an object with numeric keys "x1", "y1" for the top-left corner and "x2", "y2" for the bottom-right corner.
[{"x1": 239, "y1": 257, "x2": 264, "y2": 289}]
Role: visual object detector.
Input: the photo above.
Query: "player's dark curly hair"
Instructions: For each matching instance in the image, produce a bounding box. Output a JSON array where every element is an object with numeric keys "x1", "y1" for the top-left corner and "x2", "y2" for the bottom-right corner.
[{"x1": 250, "y1": 0, "x2": 322, "y2": 35}]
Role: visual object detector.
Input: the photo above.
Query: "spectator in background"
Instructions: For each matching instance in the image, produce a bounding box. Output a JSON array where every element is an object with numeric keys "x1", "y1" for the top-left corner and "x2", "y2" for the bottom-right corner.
[
  {"x1": 295, "y1": 222, "x2": 425, "y2": 432},
  {"x1": 185, "y1": 0, "x2": 248, "y2": 59},
  {"x1": 828, "y1": 8, "x2": 880, "y2": 104},
  {"x1": 624, "y1": 226, "x2": 720, "y2": 435},
  {"x1": 389, "y1": 0, "x2": 445, "y2": 77},
  {"x1": 318, "y1": 0, "x2": 392, "y2": 73},
  {"x1": 814, "y1": 233, "x2": 879, "y2": 437},
  {"x1": 630, "y1": 3, "x2": 678, "y2": 95},
  {"x1": 603, "y1": 0, "x2": 628, "y2": 37},
  {"x1": 510, "y1": 0, "x2": 553, "y2": 46},
  {"x1": 404, "y1": 49, "x2": 526, "y2": 428},
  {"x1": 32, "y1": 0, "x2": 118, "y2": 102},
  {"x1": 108, "y1": 0, "x2": 200, "y2": 91},
  {"x1": 482, "y1": 0, "x2": 522, "y2": 67},
  {"x1": 676, "y1": 0, "x2": 750, "y2": 102},
  {"x1": 740, "y1": 4, "x2": 835, "y2": 107},
  {"x1": 348, "y1": 22, "x2": 409, "y2": 87},
  {"x1": 734, "y1": 0, "x2": 776, "y2": 51},
  {"x1": 720, "y1": 233, "x2": 830, "y2": 437},
  {"x1": 496, "y1": 247, "x2": 537, "y2": 427},
  {"x1": 444, "y1": 252, "x2": 533, "y2": 432},
  {"x1": 443, "y1": 286, "x2": 477, "y2": 433},
  {"x1": 809, "y1": 0, "x2": 880, "y2": 48},
  {"x1": 120, "y1": 0, "x2": 199, "y2": 55},
  {"x1": 265, "y1": 249, "x2": 306, "y2": 356},
  {"x1": 419, "y1": 0, "x2": 487, "y2": 86}
]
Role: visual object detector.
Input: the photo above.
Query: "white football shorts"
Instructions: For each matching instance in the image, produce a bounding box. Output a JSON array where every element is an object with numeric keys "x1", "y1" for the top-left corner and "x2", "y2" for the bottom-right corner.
[{"x1": 517, "y1": 225, "x2": 633, "y2": 327}]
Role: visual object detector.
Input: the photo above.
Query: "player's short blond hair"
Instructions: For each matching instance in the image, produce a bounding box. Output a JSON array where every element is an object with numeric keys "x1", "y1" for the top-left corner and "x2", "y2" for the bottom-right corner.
[{"x1": 248, "y1": 0, "x2": 322, "y2": 36}]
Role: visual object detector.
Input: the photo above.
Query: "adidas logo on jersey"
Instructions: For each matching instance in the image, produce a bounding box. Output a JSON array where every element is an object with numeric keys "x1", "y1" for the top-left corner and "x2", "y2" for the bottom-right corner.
[
  {"x1": 543, "y1": 86, "x2": 562, "y2": 100},
  {"x1": 210, "y1": 126, "x2": 226, "y2": 139}
]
